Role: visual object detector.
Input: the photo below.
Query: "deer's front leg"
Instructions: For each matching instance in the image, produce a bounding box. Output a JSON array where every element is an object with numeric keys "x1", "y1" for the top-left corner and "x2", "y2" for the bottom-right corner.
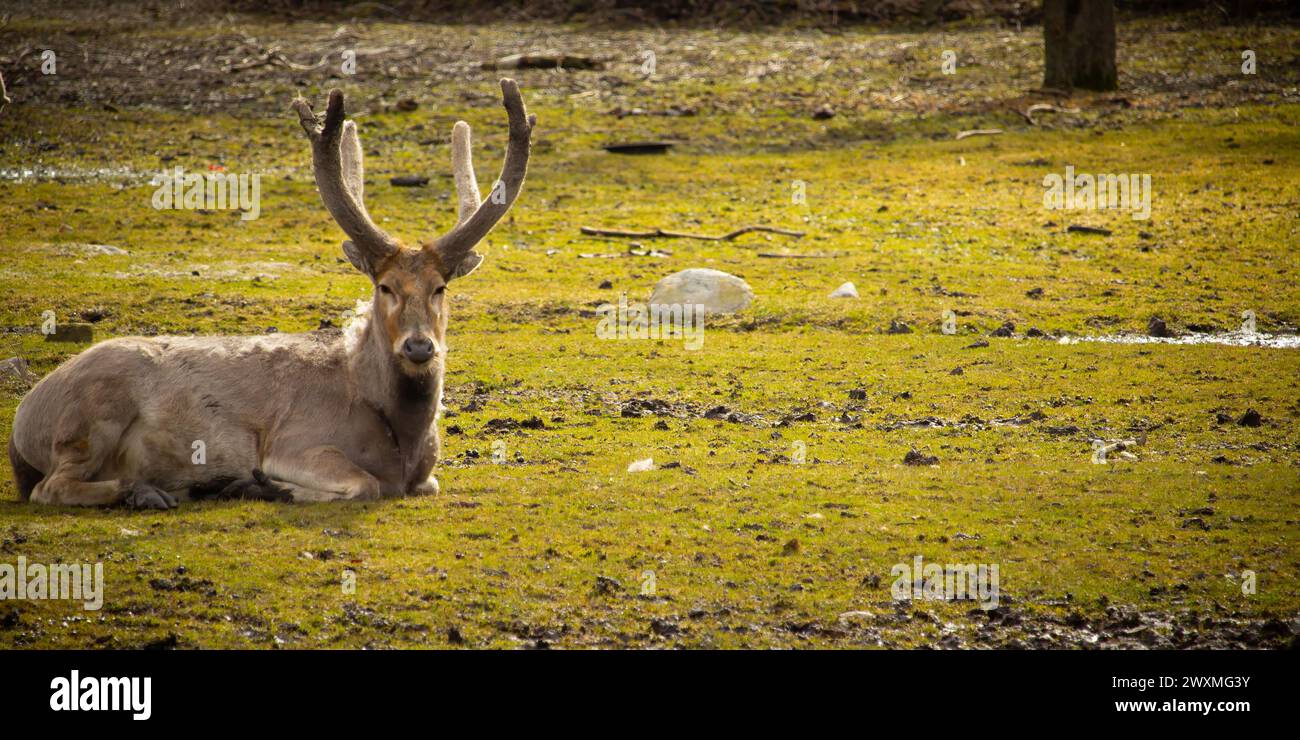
[
  {"x1": 405, "y1": 424, "x2": 441, "y2": 497},
  {"x1": 263, "y1": 445, "x2": 381, "y2": 503}
]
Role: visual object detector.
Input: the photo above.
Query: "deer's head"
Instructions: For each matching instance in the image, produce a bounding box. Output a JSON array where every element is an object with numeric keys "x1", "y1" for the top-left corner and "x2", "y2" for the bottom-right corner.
[{"x1": 292, "y1": 80, "x2": 534, "y2": 376}]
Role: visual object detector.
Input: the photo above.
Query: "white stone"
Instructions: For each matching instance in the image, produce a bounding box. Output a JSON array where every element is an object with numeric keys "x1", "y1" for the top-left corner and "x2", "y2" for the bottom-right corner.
[
  {"x1": 0, "y1": 356, "x2": 34, "y2": 384},
  {"x1": 77, "y1": 243, "x2": 128, "y2": 255},
  {"x1": 627, "y1": 458, "x2": 655, "y2": 473},
  {"x1": 649, "y1": 268, "x2": 754, "y2": 314},
  {"x1": 830, "y1": 281, "x2": 859, "y2": 298}
]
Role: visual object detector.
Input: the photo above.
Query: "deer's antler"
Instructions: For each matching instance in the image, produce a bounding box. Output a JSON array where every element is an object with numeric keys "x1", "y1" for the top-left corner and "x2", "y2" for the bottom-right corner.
[
  {"x1": 429, "y1": 78, "x2": 535, "y2": 279},
  {"x1": 451, "y1": 120, "x2": 480, "y2": 223},
  {"x1": 292, "y1": 89, "x2": 399, "y2": 272}
]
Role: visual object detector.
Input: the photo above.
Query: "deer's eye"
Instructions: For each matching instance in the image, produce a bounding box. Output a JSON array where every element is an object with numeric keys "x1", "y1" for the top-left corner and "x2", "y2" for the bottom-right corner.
[
  {"x1": 434, "y1": 285, "x2": 446, "y2": 295},
  {"x1": 378, "y1": 284, "x2": 394, "y2": 297}
]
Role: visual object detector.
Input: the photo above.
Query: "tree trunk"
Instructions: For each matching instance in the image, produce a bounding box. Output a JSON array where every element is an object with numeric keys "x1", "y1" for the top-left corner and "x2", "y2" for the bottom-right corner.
[
  {"x1": 1043, "y1": 0, "x2": 1117, "y2": 91},
  {"x1": 1226, "y1": 0, "x2": 1262, "y2": 20},
  {"x1": 1043, "y1": 0, "x2": 1072, "y2": 89}
]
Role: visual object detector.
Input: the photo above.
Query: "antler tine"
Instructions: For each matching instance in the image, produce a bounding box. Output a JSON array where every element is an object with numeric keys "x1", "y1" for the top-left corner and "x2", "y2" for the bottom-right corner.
[
  {"x1": 341, "y1": 120, "x2": 366, "y2": 210},
  {"x1": 292, "y1": 89, "x2": 398, "y2": 262},
  {"x1": 430, "y1": 78, "x2": 534, "y2": 276},
  {"x1": 450, "y1": 121, "x2": 480, "y2": 224}
]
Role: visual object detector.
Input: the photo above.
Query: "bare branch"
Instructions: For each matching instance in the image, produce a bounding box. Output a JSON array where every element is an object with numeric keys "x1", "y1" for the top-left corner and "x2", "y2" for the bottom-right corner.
[
  {"x1": 0, "y1": 70, "x2": 9, "y2": 116},
  {"x1": 579, "y1": 225, "x2": 805, "y2": 241},
  {"x1": 954, "y1": 128, "x2": 1003, "y2": 140},
  {"x1": 1021, "y1": 103, "x2": 1081, "y2": 126}
]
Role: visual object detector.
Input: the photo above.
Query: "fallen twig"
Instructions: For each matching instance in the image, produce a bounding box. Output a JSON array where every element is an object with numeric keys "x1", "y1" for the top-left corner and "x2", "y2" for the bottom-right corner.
[
  {"x1": 1067, "y1": 224, "x2": 1113, "y2": 236},
  {"x1": 757, "y1": 252, "x2": 837, "y2": 259},
  {"x1": 580, "y1": 225, "x2": 804, "y2": 241},
  {"x1": 955, "y1": 129, "x2": 1003, "y2": 140},
  {"x1": 483, "y1": 53, "x2": 603, "y2": 71},
  {"x1": 228, "y1": 46, "x2": 333, "y2": 73},
  {"x1": 0, "y1": 70, "x2": 8, "y2": 115},
  {"x1": 1021, "y1": 103, "x2": 1081, "y2": 126}
]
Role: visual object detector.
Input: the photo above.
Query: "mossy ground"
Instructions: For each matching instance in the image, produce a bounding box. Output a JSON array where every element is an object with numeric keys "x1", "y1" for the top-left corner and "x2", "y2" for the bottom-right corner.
[{"x1": 0, "y1": 8, "x2": 1297, "y2": 647}]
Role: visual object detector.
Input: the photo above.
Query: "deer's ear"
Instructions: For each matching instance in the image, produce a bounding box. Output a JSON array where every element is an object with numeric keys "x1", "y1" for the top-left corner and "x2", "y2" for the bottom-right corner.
[
  {"x1": 447, "y1": 249, "x2": 483, "y2": 281},
  {"x1": 342, "y1": 240, "x2": 376, "y2": 277}
]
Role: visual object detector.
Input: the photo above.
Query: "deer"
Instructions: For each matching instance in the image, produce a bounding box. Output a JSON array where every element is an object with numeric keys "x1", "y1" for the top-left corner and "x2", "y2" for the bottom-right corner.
[{"x1": 7, "y1": 79, "x2": 535, "y2": 508}]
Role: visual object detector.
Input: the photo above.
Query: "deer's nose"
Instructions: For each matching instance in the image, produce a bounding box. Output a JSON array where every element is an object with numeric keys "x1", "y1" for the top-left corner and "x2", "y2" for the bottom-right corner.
[{"x1": 402, "y1": 336, "x2": 435, "y2": 363}]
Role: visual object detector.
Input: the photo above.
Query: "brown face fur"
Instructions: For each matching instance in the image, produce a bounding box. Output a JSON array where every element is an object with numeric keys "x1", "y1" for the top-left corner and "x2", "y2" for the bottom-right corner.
[{"x1": 371, "y1": 248, "x2": 450, "y2": 376}]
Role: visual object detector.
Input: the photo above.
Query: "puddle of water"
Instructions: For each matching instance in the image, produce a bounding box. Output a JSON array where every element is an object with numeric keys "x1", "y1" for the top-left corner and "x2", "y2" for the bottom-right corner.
[
  {"x1": 1063, "y1": 331, "x2": 1300, "y2": 349},
  {"x1": 1, "y1": 165, "x2": 300, "y2": 184},
  {"x1": 0, "y1": 165, "x2": 150, "y2": 183}
]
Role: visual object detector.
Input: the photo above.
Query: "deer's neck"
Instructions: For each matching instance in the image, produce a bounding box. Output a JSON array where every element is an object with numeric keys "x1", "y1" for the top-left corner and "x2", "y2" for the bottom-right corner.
[{"x1": 350, "y1": 315, "x2": 441, "y2": 460}]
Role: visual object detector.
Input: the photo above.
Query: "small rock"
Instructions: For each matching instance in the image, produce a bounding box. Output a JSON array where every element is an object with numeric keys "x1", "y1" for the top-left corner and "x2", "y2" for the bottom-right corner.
[
  {"x1": 0, "y1": 357, "x2": 35, "y2": 384},
  {"x1": 1237, "y1": 409, "x2": 1262, "y2": 427},
  {"x1": 650, "y1": 618, "x2": 681, "y2": 636},
  {"x1": 627, "y1": 457, "x2": 655, "y2": 473},
  {"x1": 593, "y1": 576, "x2": 623, "y2": 595},
  {"x1": 829, "y1": 281, "x2": 858, "y2": 299},
  {"x1": 598, "y1": 279, "x2": 612, "y2": 289},
  {"x1": 390, "y1": 175, "x2": 429, "y2": 187},
  {"x1": 812, "y1": 105, "x2": 835, "y2": 120},
  {"x1": 990, "y1": 321, "x2": 1015, "y2": 337},
  {"x1": 781, "y1": 538, "x2": 800, "y2": 555},
  {"x1": 903, "y1": 448, "x2": 939, "y2": 466},
  {"x1": 848, "y1": 388, "x2": 867, "y2": 400},
  {"x1": 485, "y1": 416, "x2": 546, "y2": 431},
  {"x1": 79, "y1": 306, "x2": 110, "y2": 323},
  {"x1": 1044, "y1": 424, "x2": 1080, "y2": 436},
  {"x1": 1026, "y1": 287, "x2": 1044, "y2": 298},
  {"x1": 394, "y1": 98, "x2": 418, "y2": 112},
  {"x1": 1147, "y1": 316, "x2": 1173, "y2": 338},
  {"x1": 886, "y1": 319, "x2": 912, "y2": 334}
]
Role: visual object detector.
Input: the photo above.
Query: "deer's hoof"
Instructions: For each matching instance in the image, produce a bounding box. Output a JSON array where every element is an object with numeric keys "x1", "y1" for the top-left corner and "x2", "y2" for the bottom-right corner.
[
  {"x1": 410, "y1": 475, "x2": 440, "y2": 497},
  {"x1": 216, "y1": 472, "x2": 293, "y2": 502},
  {"x1": 124, "y1": 482, "x2": 179, "y2": 510}
]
